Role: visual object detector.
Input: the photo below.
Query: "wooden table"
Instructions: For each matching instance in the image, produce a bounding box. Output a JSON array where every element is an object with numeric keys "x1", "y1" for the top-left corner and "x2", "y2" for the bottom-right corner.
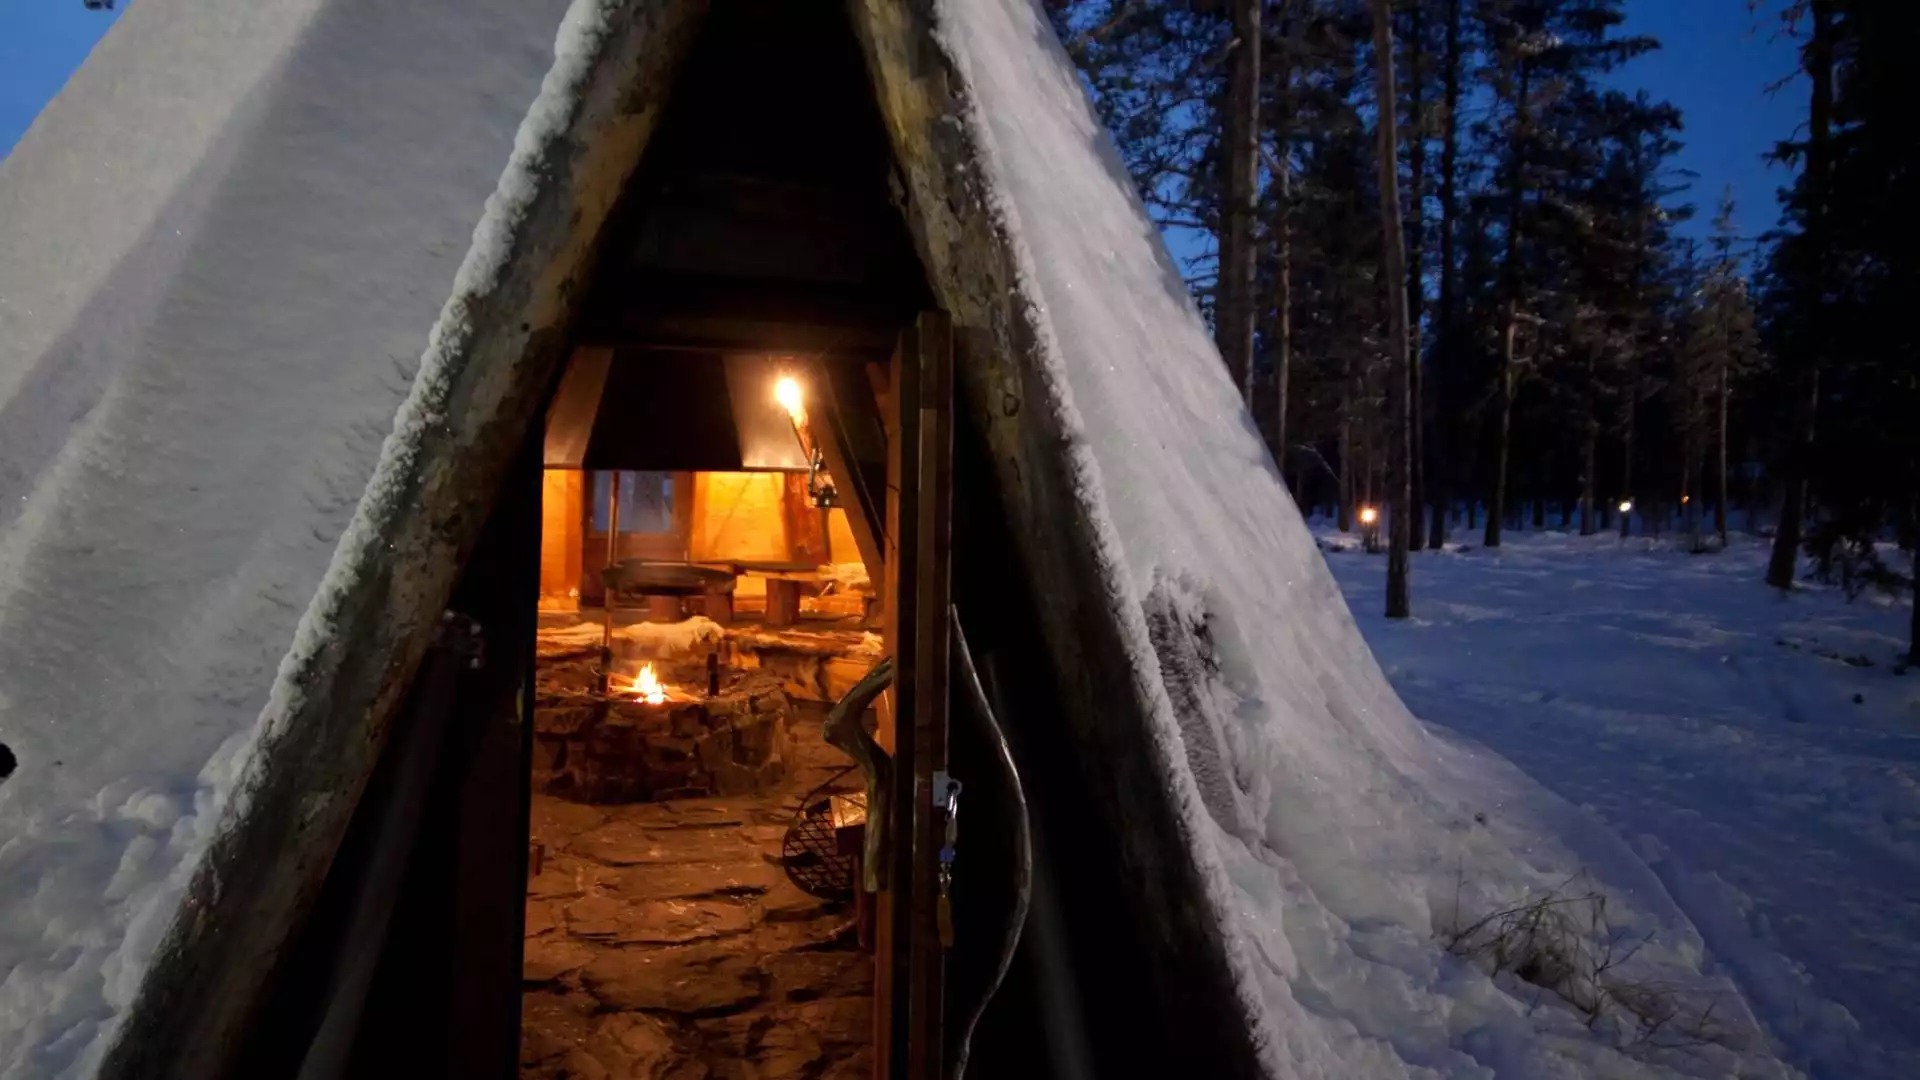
[{"x1": 694, "y1": 562, "x2": 823, "y2": 629}]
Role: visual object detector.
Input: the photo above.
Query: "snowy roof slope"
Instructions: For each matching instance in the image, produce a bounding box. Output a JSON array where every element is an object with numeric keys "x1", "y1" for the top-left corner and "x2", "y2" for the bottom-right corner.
[
  {"x1": 932, "y1": 2, "x2": 1787, "y2": 1076},
  {"x1": 0, "y1": 0, "x2": 572, "y2": 1074}
]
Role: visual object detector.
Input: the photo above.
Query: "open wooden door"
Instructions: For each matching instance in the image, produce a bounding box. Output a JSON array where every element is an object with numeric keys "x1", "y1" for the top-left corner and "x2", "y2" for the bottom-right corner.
[{"x1": 874, "y1": 311, "x2": 955, "y2": 1080}]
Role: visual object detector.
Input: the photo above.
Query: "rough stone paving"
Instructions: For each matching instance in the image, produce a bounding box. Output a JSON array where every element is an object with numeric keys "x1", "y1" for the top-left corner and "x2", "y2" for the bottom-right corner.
[{"x1": 521, "y1": 702, "x2": 872, "y2": 1080}]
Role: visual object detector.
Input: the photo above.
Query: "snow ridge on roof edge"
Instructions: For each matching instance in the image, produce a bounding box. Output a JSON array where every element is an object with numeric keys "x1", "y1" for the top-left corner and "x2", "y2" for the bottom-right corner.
[{"x1": 92, "y1": 0, "x2": 643, "y2": 1072}]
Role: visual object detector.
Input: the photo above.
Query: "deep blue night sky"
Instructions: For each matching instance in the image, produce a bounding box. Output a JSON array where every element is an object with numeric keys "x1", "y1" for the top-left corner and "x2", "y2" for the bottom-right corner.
[
  {"x1": 1, "y1": 1, "x2": 1805, "y2": 243},
  {"x1": 1612, "y1": 0, "x2": 1806, "y2": 244}
]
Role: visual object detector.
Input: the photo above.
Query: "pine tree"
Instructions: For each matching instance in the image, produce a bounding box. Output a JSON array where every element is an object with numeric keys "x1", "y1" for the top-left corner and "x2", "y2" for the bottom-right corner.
[
  {"x1": 1219, "y1": 0, "x2": 1265, "y2": 401},
  {"x1": 1374, "y1": 0, "x2": 1414, "y2": 616},
  {"x1": 1471, "y1": 0, "x2": 1658, "y2": 548},
  {"x1": 1756, "y1": 0, "x2": 1920, "y2": 654},
  {"x1": 1400, "y1": 0, "x2": 1442, "y2": 550},
  {"x1": 1427, "y1": 0, "x2": 1466, "y2": 548},
  {"x1": 1764, "y1": 0, "x2": 1836, "y2": 590},
  {"x1": 1691, "y1": 191, "x2": 1762, "y2": 549}
]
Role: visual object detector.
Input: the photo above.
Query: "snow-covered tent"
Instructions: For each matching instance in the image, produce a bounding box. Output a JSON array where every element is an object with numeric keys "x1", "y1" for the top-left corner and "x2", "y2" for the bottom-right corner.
[{"x1": 1, "y1": 1, "x2": 1781, "y2": 1079}]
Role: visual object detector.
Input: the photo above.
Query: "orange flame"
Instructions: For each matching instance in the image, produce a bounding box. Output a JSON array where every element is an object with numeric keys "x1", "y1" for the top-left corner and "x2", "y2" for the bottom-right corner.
[
  {"x1": 774, "y1": 375, "x2": 806, "y2": 427},
  {"x1": 620, "y1": 662, "x2": 667, "y2": 705}
]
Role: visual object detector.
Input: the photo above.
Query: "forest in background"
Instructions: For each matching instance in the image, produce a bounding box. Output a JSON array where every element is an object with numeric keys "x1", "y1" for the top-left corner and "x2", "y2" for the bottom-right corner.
[{"x1": 1042, "y1": 0, "x2": 1918, "y2": 646}]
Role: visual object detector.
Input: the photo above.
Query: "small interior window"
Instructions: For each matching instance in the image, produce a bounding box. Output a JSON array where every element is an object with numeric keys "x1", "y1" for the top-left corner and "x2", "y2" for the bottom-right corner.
[{"x1": 591, "y1": 470, "x2": 677, "y2": 535}]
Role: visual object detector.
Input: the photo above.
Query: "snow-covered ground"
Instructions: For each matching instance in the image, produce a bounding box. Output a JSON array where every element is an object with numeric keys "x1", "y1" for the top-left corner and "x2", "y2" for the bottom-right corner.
[{"x1": 1318, "y1": 525, "x2": 1920, "y2": 1080}]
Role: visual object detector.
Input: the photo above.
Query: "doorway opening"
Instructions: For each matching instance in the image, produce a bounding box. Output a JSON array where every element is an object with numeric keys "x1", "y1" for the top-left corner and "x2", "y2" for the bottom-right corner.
[
  {"x1": 512, "y1": 0, "x2": 927, "y2": 1072},
  {"x1": 522, "y1": 359, "x2": 890, "y2": 1078}
]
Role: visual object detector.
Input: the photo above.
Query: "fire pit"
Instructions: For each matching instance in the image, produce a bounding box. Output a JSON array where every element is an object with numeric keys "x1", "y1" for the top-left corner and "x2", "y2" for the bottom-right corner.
[{"x1": 534, "y1": 657, "x2": 794, "y2": 803}]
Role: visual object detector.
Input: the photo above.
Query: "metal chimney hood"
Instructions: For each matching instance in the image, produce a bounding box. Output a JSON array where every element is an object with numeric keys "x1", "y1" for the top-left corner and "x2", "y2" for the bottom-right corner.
[{"x1": 542, "y1": 348, "x2": 810, "y2": 472}]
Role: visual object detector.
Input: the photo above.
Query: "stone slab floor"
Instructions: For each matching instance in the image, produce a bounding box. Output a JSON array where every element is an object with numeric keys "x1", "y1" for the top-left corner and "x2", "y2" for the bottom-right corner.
[{"x1": 520, "y1": 702, "x2": 872, "y2": 1080}]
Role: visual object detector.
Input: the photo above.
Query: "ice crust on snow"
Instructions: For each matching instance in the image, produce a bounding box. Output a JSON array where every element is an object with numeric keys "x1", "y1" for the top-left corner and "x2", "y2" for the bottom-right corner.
[
  {"x1": 0, "y1": 0, "x2": 577, "y2": 1074},
  {"x1": 933, "y1": 1, "x2": 1790, "y2": 1075}
]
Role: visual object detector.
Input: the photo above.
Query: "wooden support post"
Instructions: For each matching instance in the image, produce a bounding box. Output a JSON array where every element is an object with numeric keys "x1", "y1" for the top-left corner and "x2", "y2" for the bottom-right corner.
[
  {"x1": 813, "y1": 359, "x2": 887, "y2": 588},
  {"x1": 906, "y1": 311, "x2": 953, "y2": 1080},
  {"x1": 875, "y1": 312, "x2": 955, "y2": 1080},
  {"x1": 874, "y1": 322, "x2": 919, "y2": 1080},
  {"x1": 700, "y1": 585, "x2": 734, "y2": 627},
  {"x1": 765, "y1": 579, "x2": 802, "y2": 628}
]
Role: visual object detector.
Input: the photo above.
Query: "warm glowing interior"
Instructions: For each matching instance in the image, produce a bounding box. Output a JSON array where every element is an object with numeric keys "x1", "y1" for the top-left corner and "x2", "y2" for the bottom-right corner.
[{"x1": 691, "y1": 472, "x2": 792, "y2": 564}]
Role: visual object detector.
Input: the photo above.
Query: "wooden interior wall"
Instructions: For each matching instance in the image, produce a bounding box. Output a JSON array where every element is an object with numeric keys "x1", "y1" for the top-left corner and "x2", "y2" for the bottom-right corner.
[
  {"x1": 539, "y1": 470, "x2": 585, "y2": 612},
  {"x1": 826, "y1": 507, "x2": 860, "y2": 567},
  {"x1": 782, "y1": 473, "x2": 829, "y2": 565},
  {"x1": 689, "y1": 472, "x2": 791, "y2": 563}
]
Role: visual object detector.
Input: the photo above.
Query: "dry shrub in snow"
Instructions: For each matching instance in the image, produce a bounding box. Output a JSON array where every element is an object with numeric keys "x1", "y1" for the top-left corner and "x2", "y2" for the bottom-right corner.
[{"x1": 1444, "y1": 876, "x2": 1732, "y2": 1052}]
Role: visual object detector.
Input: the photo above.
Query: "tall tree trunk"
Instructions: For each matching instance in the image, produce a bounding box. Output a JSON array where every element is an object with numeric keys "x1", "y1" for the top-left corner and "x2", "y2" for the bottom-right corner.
[
  {"x1": 1374, "y1": 0, "x2": 1413, "y2": 617},
  {"x1": 1684, "y1": 404, "x2": 1703, "y2": 551},
  {"x1": 1339, "y1": 354, "x2": 1355, "y2": 531},
  {"x1": 1486, "y1": 307, "x2": 1516, "y2": 548},
  {"x1": 1216, "y1": 0, "x2": 1262, "y2": 403},
  {"x1": 1716, "y1": 359, "x2": 1730, "y2": 546},
  {"x1": 1620, "y1": 359, "x2": 1637, "y2": 539},
  {"x1": 1405, "y1": 0, "x2": 1428, "y2": 552},
  {"x1": 1271, "y1": 14, "x2": 1298, "y2": 491},
  {"x1": 1274, "y1": 201, "x2": 1293, "y2": 481},
  {"x1": 1580, "y1": 402, "x2": 1598, "y2": 535},
  {"x1": 1486, "y1": 57, "x2": 1530, "y2": 549},
  {"x1": 1767, "y1": 0, "x2": 1834, "y2": 589},
  {"x1": 1365, "y1": 417, "x2": 1378, "y2": 507},
  {"x1": 1428, "y1": 0, "x2": 1462, "y2": 551}
]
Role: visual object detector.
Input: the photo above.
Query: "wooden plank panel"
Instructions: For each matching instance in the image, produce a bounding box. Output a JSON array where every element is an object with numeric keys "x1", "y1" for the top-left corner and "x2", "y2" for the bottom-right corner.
[{"x1": 538, "y1": 470, "x2": 584, "y2": 612}]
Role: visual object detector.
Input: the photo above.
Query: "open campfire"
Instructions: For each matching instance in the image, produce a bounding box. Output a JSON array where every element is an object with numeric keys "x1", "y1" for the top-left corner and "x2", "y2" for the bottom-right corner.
[{"x1": 616, "y1": 661, "x2": 673, "y2": 705}]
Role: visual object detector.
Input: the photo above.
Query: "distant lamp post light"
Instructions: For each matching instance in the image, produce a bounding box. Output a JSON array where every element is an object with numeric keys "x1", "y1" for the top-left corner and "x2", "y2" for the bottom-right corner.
[
  {"x1": 1358, "y1": 505, "x2": 1382, "y2": 554},
  {"x1": 1618, "y1": 499, "x2": 1634, "y2": 514}
]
